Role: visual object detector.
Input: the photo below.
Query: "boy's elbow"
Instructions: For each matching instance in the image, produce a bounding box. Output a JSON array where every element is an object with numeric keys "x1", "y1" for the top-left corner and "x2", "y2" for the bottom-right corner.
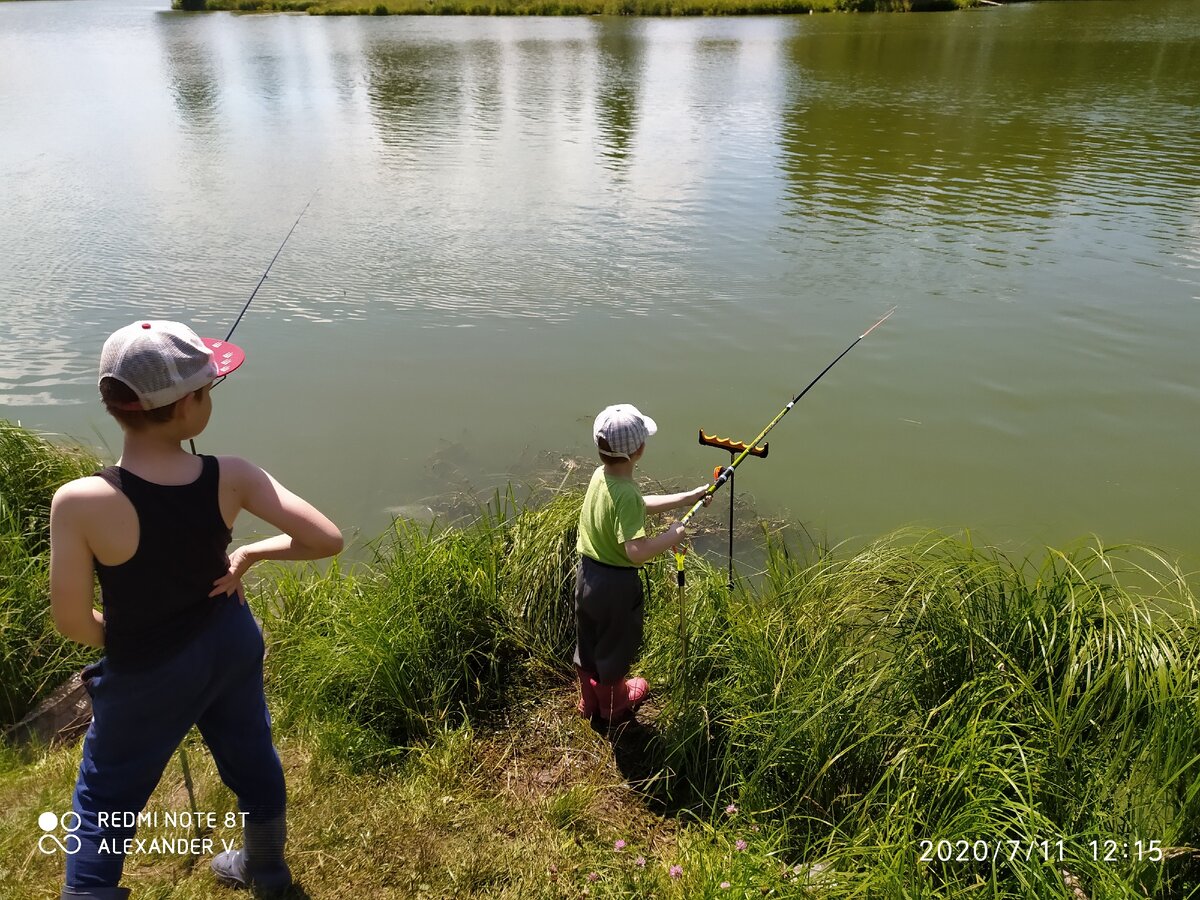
[
  {"x1": 49, "y1": 595, "x2": 76, "y2": 638},
  {"x1": 293, "y1": 530, "x2": 341, "y2": 559},
  {"x1": 321, "y1": 530, "x2": 344, "y2": 557},
  {"x1": 50, "y1": 609, "x2": 72, "y2": 641},
  {"x1": 50, "y1": 606, "x2": 91, "y2": 646}
]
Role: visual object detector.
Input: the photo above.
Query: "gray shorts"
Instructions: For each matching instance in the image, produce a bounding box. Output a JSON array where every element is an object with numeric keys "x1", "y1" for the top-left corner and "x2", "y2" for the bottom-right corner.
[{"x1": 573, "y1": 555, "x2": 645, "y2": 684}]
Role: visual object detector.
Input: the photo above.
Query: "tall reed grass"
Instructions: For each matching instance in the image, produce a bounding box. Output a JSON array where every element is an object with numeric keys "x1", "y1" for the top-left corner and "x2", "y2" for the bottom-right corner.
[
  {"x1": 0, "y1": 421, "x2": 100, "y2": 726},
  {"x1": 642, "y1": 531, "x2": 1200, "y2": 895},
  {"x1": 259, "y1": 517, "x2": 511, "y2": 765},
  {"x1": 258, "y1": 492, "x2": 586, "y2": 766},
  {"x1": 251, "y1": 476, "x2": 1199, "y2": 892}
]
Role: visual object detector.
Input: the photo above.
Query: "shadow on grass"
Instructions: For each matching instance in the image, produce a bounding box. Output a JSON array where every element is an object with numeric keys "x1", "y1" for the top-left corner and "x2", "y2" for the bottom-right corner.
[
  {"x1": 602, "y1": 716, "x2": 696, "y2": 819},
  {"x1": 274, "y1": 886, "x2": 314, "y2": 899}
]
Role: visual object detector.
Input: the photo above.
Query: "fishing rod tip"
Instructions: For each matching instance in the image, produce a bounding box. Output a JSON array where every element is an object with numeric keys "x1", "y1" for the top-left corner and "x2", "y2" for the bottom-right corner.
[{"x1": 861, "y1": 307, "x2": 897, "y2": 338}]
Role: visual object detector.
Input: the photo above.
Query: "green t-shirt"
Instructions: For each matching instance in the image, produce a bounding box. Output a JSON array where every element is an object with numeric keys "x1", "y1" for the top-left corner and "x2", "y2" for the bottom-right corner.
[{"x1": 576, "y1": 466, "x2": 647, "y2": 568}]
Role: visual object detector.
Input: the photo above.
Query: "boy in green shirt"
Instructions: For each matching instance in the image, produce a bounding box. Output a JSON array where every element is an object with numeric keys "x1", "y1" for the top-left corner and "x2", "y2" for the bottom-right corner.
[{"x1": 575, "y1": 404, "x2": 710, "y2": 726}]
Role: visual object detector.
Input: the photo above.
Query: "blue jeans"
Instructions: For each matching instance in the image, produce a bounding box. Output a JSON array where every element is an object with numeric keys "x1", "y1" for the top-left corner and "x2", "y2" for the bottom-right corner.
[{"x1": 65, "y1": 595, "x2": 286, "y2": 891}]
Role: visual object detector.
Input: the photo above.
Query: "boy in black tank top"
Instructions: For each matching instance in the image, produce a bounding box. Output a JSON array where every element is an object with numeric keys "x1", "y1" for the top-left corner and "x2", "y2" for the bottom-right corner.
[{"x1": 49, "y1": 321, "x2": 343, "y2": 899}]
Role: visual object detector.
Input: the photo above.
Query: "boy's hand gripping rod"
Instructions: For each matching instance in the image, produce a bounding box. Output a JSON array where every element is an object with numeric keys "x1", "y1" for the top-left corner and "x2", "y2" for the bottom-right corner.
[{"x1": 673, "y1": 306, "x2": 896, "y2": 588}]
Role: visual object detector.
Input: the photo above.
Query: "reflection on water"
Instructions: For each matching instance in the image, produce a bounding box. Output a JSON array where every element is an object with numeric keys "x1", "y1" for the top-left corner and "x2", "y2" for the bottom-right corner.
[
  {"x1": 366, "y1": 39, "x2": 463, "y2": 165},
  {"x1": 0, "y1": 0, "x2": 1197, "y2": 561},
  {"x1": 777, "y1": 17, "x2": 1200, "y2": 251},
  {"x1": 164, "y1": 32, "x2": 222, "y2": 133},
  {"x1": 594, "y1": 19, "x2": 644, "y2": 170}
]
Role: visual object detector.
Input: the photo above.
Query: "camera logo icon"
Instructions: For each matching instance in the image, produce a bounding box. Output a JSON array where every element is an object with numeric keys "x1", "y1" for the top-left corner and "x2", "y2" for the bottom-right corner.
[{"x1": 38, "y1": 812, "x2": 82, "y2": 855}]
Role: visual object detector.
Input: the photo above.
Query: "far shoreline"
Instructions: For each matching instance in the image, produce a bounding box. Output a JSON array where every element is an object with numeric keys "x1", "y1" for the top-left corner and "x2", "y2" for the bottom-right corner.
[{"x1": 171, "y1": 0, "x2": 1012, "y2": 17}]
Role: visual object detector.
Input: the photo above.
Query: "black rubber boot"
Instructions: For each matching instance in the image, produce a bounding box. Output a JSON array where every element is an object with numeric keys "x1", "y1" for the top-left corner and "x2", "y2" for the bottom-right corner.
[
  {"x1": 61, "y1": 888, "x2": 131, "y2": 899},
  {"x1": 210, "y1": 815, "x2": 292, "y2": 893}
]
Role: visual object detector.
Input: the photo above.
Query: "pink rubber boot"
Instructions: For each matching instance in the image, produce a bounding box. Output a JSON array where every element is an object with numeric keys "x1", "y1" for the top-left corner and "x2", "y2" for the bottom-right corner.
[
  {"x1": 576, "y1": 666, "x2": 599, "y2": 718},
  {"x1": 595, "y1": 677, "x2": 650, "y2": 725},
  {"x1": 625, "y1": 677, "x2": 649, "y2": 708}
]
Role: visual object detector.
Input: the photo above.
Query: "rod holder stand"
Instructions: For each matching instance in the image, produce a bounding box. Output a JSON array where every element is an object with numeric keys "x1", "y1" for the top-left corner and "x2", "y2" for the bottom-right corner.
[
  {"x1": 699, "y1": 429, "x2": 769, "y2": 458},
  {"x1": 699, "y1": 427, "x2": 768, "y2": 590}
]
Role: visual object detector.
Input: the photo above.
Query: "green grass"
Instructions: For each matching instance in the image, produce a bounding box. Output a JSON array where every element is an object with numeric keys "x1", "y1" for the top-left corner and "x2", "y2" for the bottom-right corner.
[
  {"x1": 0, "y1": 714, "x2": 810, "y2": 898},
  {"x1": 0, "y1": 421, "x2": 101, "y2": 728},
  {"x1": 260, "y1": 512, "x2": 519, "y2": 766},
  {"x1": 252, "y1": 492, "x2": 1200, "y2": 894},
  {"x1": 2, "y1": 421, "x2": 1198, "y2": 897}
]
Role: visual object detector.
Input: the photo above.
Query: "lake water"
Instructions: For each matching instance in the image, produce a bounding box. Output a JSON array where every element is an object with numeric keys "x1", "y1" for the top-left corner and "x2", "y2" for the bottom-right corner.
[{"x1": 1, "y1": 0, "x2": 1197, "y2": 567}]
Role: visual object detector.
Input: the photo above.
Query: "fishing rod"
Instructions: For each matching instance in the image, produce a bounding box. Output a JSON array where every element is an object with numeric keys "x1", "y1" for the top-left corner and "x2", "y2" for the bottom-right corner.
[
  {"x1": 673, "y1": 307, "x2": 896, "y2": 668},
  {"x1": 214, "y1": 193, "x2": 317, "y2": 383},
  {"x1": 188, "y1": 194, "x2": 316, "y2": 452}
]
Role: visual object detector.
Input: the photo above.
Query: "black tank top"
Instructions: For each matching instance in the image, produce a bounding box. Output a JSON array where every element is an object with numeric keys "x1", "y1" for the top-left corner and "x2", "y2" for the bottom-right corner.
[{"x1": 93, "y1": 455, "x2": 233, "y2": 671}]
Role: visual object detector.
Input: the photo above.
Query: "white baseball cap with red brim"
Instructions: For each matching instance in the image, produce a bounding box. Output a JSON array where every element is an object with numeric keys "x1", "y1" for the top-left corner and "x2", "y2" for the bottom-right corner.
[{"x1": 99, "y1": 320, "x2": 246, "y2": 411}]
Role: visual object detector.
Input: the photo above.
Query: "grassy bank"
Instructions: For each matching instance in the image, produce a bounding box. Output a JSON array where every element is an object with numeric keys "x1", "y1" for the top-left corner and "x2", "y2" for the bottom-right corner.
[
  {"x1": 171, "y1": 0, "x2": 974, "y2": 16},
  {"x1": 1, "y1": 714, "x2": 803, "y2": 898},
  {"x1": 2, "y1": 421, "x2": 1199, "y2": 897}
]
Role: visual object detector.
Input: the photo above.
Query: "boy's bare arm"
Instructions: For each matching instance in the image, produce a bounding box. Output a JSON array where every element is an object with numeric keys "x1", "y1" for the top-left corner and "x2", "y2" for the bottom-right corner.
[
  {"x1": 48, "y1": 483, "x2": 106, "y2": 647},
  {"x1": 643, "y1": 485, "x2": 711, "y2": 514},
  {"x1": 210, "y1": 457, "x2": 344, "y2": 599},
  {"x1": 624, "y1": 523, "x2": 688, "y2": 567}
]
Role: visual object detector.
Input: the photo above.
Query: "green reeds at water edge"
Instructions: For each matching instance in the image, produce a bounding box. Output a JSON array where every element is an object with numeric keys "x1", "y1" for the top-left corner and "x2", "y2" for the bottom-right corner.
[
  {"x1": 0, "y1": 422, "x2": 99, "y2": 727},
  {"x1": 3, "y1": 420, "x2": 1199, "y2": 895},
  {"x1": 260, "y1": 513, "x2": 518, "y2": 765},
  {"x1": 642, "y1": 531, "x2": 1200, "y2": 895}
]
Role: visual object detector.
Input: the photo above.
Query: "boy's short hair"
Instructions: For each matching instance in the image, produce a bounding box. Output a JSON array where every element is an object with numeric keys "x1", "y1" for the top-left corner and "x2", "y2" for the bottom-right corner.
[
  {"x1": 99, "y1": 377, "x2": 197, "y2": 430},
  {"x1": 597, "y1": 435, "x2": 643, "y2": 465}
]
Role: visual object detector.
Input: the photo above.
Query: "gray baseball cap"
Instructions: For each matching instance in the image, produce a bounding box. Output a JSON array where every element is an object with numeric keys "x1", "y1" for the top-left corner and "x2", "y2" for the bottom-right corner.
[
  {"x1": 593, "y1": 404, "x2": 658, "y2": 459},
  {"x1": 99, "y1": 320, "x2": 245, "y2": 411}
]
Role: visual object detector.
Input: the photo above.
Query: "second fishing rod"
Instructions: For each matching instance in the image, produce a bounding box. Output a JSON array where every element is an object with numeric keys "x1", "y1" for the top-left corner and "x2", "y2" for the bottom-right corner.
[{"x1": 673, "y1": 307, "x2": 896, "y2": 665}]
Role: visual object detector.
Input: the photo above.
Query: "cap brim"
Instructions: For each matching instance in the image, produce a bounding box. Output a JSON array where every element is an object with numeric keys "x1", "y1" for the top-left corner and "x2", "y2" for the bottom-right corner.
[
  {"x1": 202, "y1": 338, "x2": 246, "y2": 378},
  {"x1": 640, "y1": 413, "x2": 658, "y2": 436}
]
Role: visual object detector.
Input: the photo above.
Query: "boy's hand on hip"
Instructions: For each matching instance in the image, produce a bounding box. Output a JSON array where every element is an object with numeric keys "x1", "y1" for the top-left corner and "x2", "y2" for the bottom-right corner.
[{"x1": 210, "y1": 547, "x2": 251, "y2": 604}]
